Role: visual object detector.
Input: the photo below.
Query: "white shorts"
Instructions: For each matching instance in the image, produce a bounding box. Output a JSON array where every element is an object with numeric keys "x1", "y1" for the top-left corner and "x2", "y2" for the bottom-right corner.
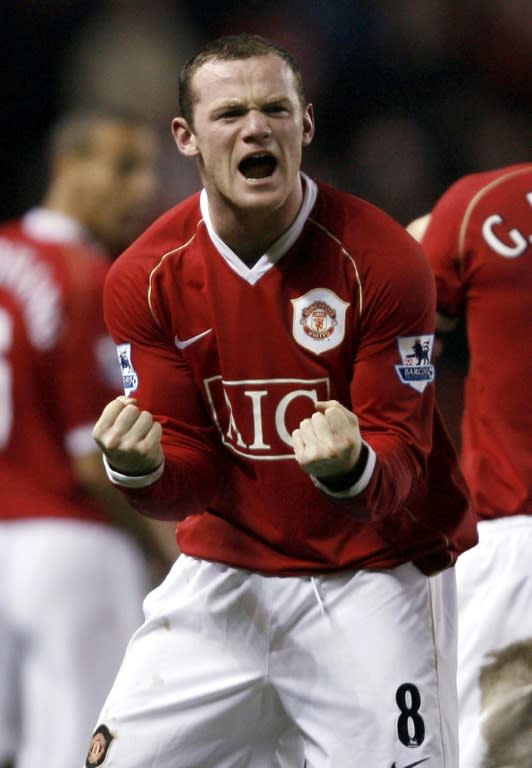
[
  {"x1": 456, "y1": 515, "x2": 532, "y2": 768},
  {"x1": 86, "y1": 555, "x2": 459, "y2": 768},
  {"x1": 0, "y1": 519, "x2": 148, "y2": 768}
]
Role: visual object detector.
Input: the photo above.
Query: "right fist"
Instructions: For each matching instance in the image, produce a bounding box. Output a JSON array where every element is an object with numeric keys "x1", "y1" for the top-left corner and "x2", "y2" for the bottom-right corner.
[{"x1": 93, "y1": 396, "x2": 164, "y2": 475}]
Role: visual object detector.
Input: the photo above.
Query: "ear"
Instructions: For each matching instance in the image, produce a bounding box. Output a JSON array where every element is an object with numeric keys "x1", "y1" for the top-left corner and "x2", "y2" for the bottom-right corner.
[
  {"x1": 171, "y1": 117, "x2": 199, "y2": 157},
  {"x1": 301, "y1": 103, "x2": 315, "y2": 148}
]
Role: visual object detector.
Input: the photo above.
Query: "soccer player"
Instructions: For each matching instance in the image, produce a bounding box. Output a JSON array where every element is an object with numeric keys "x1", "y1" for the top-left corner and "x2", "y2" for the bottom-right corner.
[
  {"x1": 407, "y1": 162, "x2": 532, "y2": 768},
  {"x1": 0, "y1": 112, "x2": 179, "y2": 768},
  {"x1": 88, "y1": 34, "x2": 477, "y2": 767}
]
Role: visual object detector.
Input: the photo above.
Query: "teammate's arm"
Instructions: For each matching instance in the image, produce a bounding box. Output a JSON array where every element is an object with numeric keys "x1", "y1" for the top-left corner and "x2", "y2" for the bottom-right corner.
[
  {"x1": 407, "y1": 212, "x2": 460, "y2": 340},
  {"x1": 406, "y1": 212, "x2": 431, "y2": 242}
]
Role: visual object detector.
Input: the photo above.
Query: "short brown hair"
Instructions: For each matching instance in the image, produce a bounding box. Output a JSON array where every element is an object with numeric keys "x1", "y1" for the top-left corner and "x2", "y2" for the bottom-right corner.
[{"x1": 178, "y1": 33, "x2": 308, "y2": 127}]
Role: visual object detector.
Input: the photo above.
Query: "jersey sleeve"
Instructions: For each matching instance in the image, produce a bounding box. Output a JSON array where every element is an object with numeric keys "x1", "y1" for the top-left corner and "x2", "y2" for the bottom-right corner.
[
  {"x1": 343, "y1": 227, "x2": 439, "y2": 522},
  {"x1": 338, "y1": 223, "x2": 472, "y2": 561},
  {"x1": 421, "y1": 179, "x2": 475, "y2": 318},
  {"x1": 103, "y1": 258, "x2": 223, "y2": 520}
]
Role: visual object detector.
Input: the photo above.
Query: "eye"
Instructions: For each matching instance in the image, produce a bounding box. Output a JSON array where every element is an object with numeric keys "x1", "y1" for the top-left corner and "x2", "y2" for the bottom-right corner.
[
  {"x1": 264, "y1": 103, "x2": 290, "y2": 116},
  {"x1": 219, "y1": 107, "x2": 246, "y2": 120}
]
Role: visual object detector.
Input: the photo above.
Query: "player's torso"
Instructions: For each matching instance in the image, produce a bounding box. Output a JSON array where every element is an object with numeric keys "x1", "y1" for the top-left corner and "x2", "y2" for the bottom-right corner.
[
  {"x1": 0, "y1": 222, "x2": 65, "y2": 455},
  {"x1": 139, "y1": 189, "x2": 445, "y2": 572},
  {"x1": 0, "y1": 221, "x2": 107, "y2": 521},
  {"x1": 462, "y1": 167, "x2": 532, "y2": 368},
  {"x1": 459, "y1": 167, "x2": 532, "y2": 517},
  {"x1": 151, "y1": 200, "x2": 370, "y2": 464}
]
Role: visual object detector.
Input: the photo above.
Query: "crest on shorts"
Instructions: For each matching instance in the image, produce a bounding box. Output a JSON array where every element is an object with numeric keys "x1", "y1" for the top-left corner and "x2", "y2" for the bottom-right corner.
[
  {"x1": 395, "y1": 335, "x2": 435, "y2": 392},
  {"x1": 86, "y1": 724, "x2": 114, "y2": 767},
  {"x1": 116, "y1": 343, "x2": 138, "y2": 396},
  {"x1": 292, "y1": 288, "x2": 349, "y2": 354}
]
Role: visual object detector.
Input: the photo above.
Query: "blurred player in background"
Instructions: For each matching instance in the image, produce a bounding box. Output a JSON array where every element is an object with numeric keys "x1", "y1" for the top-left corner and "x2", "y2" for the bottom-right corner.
[
  {"x1": 86, "y1": 34, "x2": 477, "y2": 767},
  {"x1": 407, "y1": 162, "x2": 532, "y2": 768},
  {"x1": 0, "y1": 112, "x2": 179, "y2": 768},
  {"x1": 479, "y1": 638, "x2": 532, "y2": 768}
]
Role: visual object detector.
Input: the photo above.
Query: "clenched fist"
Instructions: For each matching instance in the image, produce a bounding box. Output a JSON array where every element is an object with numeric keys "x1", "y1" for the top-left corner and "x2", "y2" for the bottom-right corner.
[
  {"x1": 292, "y1": 400, "x2": 363, "y2": 485},
  {"x1": 93, "y1": 396, "x2": 164, "y2": 476}
]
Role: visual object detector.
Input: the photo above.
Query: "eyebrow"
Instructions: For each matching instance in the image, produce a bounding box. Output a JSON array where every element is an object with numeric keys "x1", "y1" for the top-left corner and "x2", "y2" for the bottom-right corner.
[{"x1": 210, "y1": 95, "x2": 291, "y2": 114}]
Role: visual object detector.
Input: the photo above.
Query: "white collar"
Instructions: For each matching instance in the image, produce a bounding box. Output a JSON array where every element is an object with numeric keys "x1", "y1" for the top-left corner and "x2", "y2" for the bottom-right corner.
[
  {"x1": 22, "y1": 208, "x2": 92, "y2": 245},
  {"x1": 200, "y1": 172, "x2": 318, "y2": 285}
]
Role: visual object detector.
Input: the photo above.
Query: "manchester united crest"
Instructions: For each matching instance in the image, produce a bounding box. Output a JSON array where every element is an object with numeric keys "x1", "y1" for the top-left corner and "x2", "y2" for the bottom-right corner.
[
  {"x1": 292, "y1": 289, "x2": 349, "y2": 354},
  {"x1": 301, "y1": 300, "x2": 337, "y2": 340}
]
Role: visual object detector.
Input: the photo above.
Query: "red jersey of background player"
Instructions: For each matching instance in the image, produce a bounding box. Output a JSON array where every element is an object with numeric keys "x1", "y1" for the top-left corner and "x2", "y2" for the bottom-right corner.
[
  {"x1": 105, "y1": 175, "x2": 477, "y2": 575},
  {"x1": 0, "y1": 211, "x2": 120, "y2": 522},
  {"x1": 421, "y1": 163, "x2": 532, "y2": 521}
]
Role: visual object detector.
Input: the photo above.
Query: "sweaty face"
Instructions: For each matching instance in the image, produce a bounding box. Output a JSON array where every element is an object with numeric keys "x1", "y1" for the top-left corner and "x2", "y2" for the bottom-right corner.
[
  {"x1": 174, "y1": 54, "x2": 314, "y2": 225},
  {"x1": 78, "y1": 123, "x2": 159, "y2": 253}
]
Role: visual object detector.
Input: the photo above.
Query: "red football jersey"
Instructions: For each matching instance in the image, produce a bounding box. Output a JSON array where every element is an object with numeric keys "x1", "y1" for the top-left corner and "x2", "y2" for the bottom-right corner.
[
  {"x1": 422, "y1": 164, "x2": 532, "y2": 520},
  {"x1": 0, "y1": 210, "x2": 121, "y2": 522},
  {"x1": 105, "y1": 177, "x2": 476, "y2": 574}
]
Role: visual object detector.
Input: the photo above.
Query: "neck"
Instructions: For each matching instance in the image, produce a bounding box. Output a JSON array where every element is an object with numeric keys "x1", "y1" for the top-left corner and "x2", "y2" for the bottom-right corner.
[
  {"x1": 42, "y1": 186, "x2": 82, "y2": 224},
  {"x1": 220, "y1": 214, "x2": 286, "y2": 266},
  {"x1": 206, "y1": 176, "x2": 304, "y2": 266}
]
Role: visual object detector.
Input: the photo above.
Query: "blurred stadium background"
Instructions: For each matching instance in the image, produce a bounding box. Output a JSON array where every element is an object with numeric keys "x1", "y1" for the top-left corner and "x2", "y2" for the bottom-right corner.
[{"x1": 1, "y1": 0, "x2": 530, "y2": 441}]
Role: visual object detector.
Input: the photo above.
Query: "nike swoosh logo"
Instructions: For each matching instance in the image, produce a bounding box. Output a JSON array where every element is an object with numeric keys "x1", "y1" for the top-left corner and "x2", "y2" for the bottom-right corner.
[
  {"x1": 391, "y1": 759, "x2": 429, "y2": 768},
  {"x1": 174, "y1": 328, "x2": 213, "y2": 350}
]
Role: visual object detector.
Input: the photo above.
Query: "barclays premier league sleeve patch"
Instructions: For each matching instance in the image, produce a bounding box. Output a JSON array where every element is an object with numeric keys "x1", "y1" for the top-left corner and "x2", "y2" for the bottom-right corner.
[
  {"x1": 116, "y1": 343, "x2": 138, "y2": 396},
  {"x1": 395, "y1": 334, "x2": 435, "y2": 392}
]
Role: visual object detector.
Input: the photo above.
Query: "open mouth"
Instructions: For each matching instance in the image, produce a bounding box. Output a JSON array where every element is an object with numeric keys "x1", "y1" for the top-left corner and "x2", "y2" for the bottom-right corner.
[{"x1": 238, "y1": 153, "x2": 277, "y2": 180}]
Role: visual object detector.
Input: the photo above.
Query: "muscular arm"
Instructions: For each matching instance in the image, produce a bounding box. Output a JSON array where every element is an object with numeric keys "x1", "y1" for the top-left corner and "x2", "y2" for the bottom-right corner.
[
  {"x1": 407, "y1": 211, "x2": 460, "y2": 337},
  {"x1": 93, "y1": 259, "x2": 224, "y2": 521},
  {"x1": 295, "y1": 223, "x2": 437, "y2": 521}
]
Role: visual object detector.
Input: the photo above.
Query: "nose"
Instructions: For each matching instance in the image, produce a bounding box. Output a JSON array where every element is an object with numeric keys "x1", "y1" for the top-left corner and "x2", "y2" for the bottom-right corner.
[{"x1": 242, "y1": 109, "x2": 271, "y2": 141}]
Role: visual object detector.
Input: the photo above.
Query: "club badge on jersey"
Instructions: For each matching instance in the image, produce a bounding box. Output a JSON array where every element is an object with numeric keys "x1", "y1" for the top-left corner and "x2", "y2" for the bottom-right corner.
[
  {"x1": 291, "y1": 288, "x2": 349, "y2": 354},
  {"x1": 116, "y1": 343, "x2": 138, "y2": 396},
  {"x1": 395, "y1": 335, "x2": 435, "y2": 392}
]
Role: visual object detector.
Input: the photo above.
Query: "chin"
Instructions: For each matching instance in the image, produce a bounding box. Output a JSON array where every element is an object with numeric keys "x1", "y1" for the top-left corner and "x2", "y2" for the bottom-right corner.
[{"x1": 238, "y1": 179, "x2": 286, "y2": 207}]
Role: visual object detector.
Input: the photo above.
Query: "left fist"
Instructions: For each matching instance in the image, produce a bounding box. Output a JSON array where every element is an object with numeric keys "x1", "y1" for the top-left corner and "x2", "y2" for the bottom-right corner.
[{"x1": 292, "y1": 400, "x2": 362, "y2": 480}]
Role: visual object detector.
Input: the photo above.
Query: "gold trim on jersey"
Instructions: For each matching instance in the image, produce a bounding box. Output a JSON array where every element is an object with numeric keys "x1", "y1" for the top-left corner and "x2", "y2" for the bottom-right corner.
[
  {"x1": 458, "y1": 166, "x2": 532, "y2": 273},
  {"x1": 308, "y1": 217, "x2": 363, "y2": 316},
  {"x1": 147, "y1": 220, "x2": 204, "y2": 326}
]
